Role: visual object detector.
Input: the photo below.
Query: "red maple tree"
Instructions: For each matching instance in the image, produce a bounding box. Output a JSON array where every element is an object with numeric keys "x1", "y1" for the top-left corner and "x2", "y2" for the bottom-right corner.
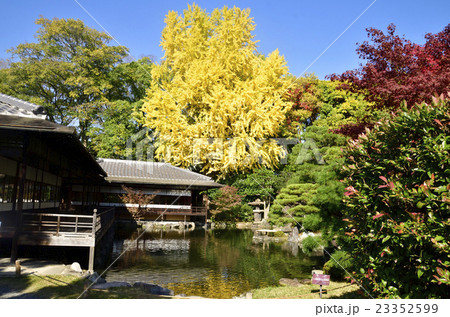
[{"x1": 328, "y1": 23, "x2": 450, "y2": 111}]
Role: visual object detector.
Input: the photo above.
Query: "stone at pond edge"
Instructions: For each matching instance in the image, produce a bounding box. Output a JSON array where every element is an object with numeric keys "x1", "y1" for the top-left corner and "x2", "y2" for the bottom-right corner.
[
  {"x1": 288, "y1": 227, "x2": 299, "y2": 242},
  {"x1": 70, "y1": 262, "x2": 83, "y2": 274},
  {"x1": 133, "y1": 282, "x2": 174, "y2": 296},
  {"x1": 300, "y1": 279, "x2": 312, "y2": 285},
  {"x1": 87, "y1": 272, "x2": 106, "y2": 284},
  {"x1": 279, "y1": 278, "x2": 311, "y2": 287},
  {"x1": 259, "y1": 219, "x2": 271, "y2": 229},
  {"x1": 91, "y1": 282, "x2": 131, "y2": 290},
  {"x1": 233, "y1": 292, "x2": 253, "y2": 299}
]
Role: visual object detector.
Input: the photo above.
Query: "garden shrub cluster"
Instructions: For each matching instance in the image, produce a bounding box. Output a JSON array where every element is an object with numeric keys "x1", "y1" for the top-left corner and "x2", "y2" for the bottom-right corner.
[
  {"x1": 341, "y1": 96, "x2": 450, "y2": 298},
  {"x1": 300, "y1": 235, "x2": 323, "y2": 254},
  {"x1": 209, "y1": 186, "x2": 254, "y2": 222},
  {"x1": 302, "y1": 213, "x2": 322, "y2": 232},
  {"x1": 269, "y1": 126, "x2": 347, "y2": 243},
  {"x1": 323, "y1": 250, "x2": 354, "y2": 280},
  {"x1": 214, "y1": 203, "x2": 253, "y2": 223},
  {"x1": 270, "y1": 183, "x2": 320, "y2": 225}
]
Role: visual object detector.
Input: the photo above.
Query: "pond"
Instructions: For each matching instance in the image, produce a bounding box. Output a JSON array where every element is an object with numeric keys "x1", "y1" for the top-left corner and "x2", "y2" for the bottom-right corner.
[{"x1": 105, "y1": 227, "x2": 324, "y2": 298}]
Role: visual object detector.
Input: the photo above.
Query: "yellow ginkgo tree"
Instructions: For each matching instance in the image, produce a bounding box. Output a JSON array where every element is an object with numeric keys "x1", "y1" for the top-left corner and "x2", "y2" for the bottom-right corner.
[{"x1": 142, "y1": 4, "x2": 292, "y2": 178}]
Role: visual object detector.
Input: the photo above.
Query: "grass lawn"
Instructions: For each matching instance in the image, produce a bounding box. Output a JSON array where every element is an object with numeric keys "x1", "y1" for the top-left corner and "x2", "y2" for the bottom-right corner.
[
  {"x1": 1, "y1": 275, "x2": 366, "y2": 299},
  {"x1": 0, "y1": 274, "x2": 164, "y2": 299},
  {"x1": 252, "y1": 281, "x2": 366, "y2": 299}
]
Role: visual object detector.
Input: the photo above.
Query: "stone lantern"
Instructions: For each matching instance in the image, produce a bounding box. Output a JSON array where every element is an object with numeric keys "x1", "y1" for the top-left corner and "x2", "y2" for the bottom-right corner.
[{"x1": 248, "y1": 198, "x2": 269, "y2": 223}]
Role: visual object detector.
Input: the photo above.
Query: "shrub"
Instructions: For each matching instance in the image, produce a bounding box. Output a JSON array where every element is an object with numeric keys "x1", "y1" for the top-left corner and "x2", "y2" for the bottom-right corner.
[
  {"x1": 301, "y1": 235, "x2": 323, "y2": 255},
  {"x1": 273, "y1": 231, "x2": 286, "y2": 238},
  {"x1": 323, "y1": 250, "x2": 353, "y2": 280},
  {"x1": 214, "y1": 203, "x2": 253, "y2": 223},
  {"x1": 269, "y1": 183, "x2": 319, "y2": 226},
  {"x1": 302, "y1": 214, "x2": 323, "y2": 232},
  {"x1": 210, "y1": 186, "x2": 241, "y2": 222},
  {"x1": 120, "y1": 185, "x2": 156, "y2": 221},
  {"x1": 341, "y1": 96, "x2": 450, "y2": 298},
  {"x1": 234, "y1": 203, "x2": 254, "y2": 222}
]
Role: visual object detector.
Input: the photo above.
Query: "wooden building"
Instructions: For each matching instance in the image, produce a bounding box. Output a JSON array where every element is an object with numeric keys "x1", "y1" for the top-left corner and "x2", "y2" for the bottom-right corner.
[
  {"x1": 94, "y1": 158, "x2": 221, "y2": 223},
  {"x1": 0, "y1": 93, "x2": 114, "y2": 271}
]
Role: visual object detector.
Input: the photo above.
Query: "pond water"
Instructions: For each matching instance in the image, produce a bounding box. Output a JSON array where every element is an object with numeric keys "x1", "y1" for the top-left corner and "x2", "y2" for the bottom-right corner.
[{"x1": 105, "y1": 227, "x2": 323, "y2": 298}]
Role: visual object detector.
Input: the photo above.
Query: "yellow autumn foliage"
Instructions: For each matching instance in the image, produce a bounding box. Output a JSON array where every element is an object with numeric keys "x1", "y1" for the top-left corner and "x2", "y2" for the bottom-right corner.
[{"x1": 142, "y1": 4, "x2": 292, "y2": 178}]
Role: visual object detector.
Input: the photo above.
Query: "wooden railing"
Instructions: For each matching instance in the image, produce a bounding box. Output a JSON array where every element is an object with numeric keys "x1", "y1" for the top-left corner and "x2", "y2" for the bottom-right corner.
[
  {"x1": 21, "y1": 207, "x2": 115, "y2": 238},
  {"x1": 146, "y1": 206, "x2": 207, "y2": 215},
  {"x1": 94, "y1": 207, "x2": 115, "y2": 240},
  {"x1": 191, "y1": 206, "x2": 207, "y2": 214}
]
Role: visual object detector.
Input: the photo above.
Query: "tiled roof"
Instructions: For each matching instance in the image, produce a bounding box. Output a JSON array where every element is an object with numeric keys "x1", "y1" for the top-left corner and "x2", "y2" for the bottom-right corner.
[
  {"x1": 97, "y1": 158, "x2": 221, "y2": 188},
  {"x1": 0, "y1": 93, "x2": 74, "y2": 133},
  {"x1": 0, "y1": 93, "x2": 105, "y2": 177},
  {"x1": 0, "y1": 115, "x2": 75, "y2": 133},
  {"x1": 0, "y1": 93, "x2": 46, "y2": 119}
]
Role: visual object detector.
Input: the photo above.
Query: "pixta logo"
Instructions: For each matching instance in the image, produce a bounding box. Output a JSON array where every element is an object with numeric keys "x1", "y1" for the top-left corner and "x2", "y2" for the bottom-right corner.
[{"x1": 126, "y1": 128, "x2": 155, "y2": 162}]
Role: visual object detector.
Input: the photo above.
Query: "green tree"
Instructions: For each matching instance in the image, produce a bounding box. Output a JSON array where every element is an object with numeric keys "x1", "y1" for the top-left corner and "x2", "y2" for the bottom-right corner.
[
  {"x1": 232, "y1": 168, "x2": 277, "y2": 203},
  {"x1": 281, "y1": 76, "x2": 374, "y2": 137},
  {"x1": 87, "y1": 58, "x2": 154, "y2": 159},
  {"x1": 106, "y1": 57, "x2": 153, "y2": 103},
  {"x1": 2, "y1": 17, "x2": 128, "y2": 146},
  {"x1": 281, "y1": 74, "x2": 321, "y2": 136},
  {"x1": 313, "y1": 80, "x2": 375, "y2": 130},
  {"x1": 269, "y1": 183, "x2": 320, "y2": 226},
  {"x1": 87, "y1": 100, "x2": 144, "y2": 159},
  {"x1": 341, "y1": 96, "x2": 450, "y2": 298},
  {"x1": 270, "y1": 126, "x2": 347, "y2": 240}
]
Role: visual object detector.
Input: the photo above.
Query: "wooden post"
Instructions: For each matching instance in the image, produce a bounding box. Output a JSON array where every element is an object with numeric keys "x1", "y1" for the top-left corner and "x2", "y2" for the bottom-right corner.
[
  {"x1": 15, "y1": 260, "x2": 21, "y2": 277},
  {"x1": 11, "y1": 163, "x2": 27, "y2": 263},
  {"x1": 92, "y1": 209, "x2": 97, "y2": 237},
  {"x1": 319, "y1": 285, "x2": 322, "y2": 299},
  {"x1": 56, "y1": 215, "x2": 60, "y2": 236},
  {"x1": 88, "y1": 209, "x2": 97, "y2": 272},
  {"x1": 88, "y1": 246, "x2": 95, "y2": 273}
]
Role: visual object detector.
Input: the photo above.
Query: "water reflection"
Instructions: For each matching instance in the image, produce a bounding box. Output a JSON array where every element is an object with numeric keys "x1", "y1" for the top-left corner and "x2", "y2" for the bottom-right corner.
[
  {"x1": 282, "y1": 241, "x2": 300, "y2": 257},
  {"x1": 106, "y1": 228, "x2": 323, "y2": 298}
]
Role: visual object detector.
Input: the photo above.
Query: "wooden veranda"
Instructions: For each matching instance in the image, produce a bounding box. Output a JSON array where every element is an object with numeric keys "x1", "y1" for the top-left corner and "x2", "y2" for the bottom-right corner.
[
  {"x1": 16, "y1": 207, "x2": 115, "y2": 271},
  {"x1": 145, "y1": 206, "x2": 207, "y2": 222}
]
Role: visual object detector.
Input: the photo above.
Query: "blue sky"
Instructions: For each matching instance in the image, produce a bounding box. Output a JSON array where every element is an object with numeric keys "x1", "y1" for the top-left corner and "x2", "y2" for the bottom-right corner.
[{"x1": 1, "y1": 0, "x2": 449, "y2": 79}]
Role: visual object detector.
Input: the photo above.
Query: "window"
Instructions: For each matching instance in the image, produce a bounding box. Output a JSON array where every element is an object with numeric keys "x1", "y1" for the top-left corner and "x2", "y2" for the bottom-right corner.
[
  {"x1": 50, "y1": 185, "x2": 57, "y2": 203},
  {"x1": 1, "y1": 175, "x2": 16, "y2": 203},
  {"x1": 41, "y1": 184, "x2": 49, "y2": 202},
  {"x1": 33, "y1": 182, "x2": 41, "y2": 206},
  {"x1": 24, "y1": 181, "x2": 34, "y2": 203},
  {"x1": 0, "y1": 174, "x2": 5, "y2": 203},
  {"x1": 103, "y1": 193, "x2": 122, "y2": 204}
]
